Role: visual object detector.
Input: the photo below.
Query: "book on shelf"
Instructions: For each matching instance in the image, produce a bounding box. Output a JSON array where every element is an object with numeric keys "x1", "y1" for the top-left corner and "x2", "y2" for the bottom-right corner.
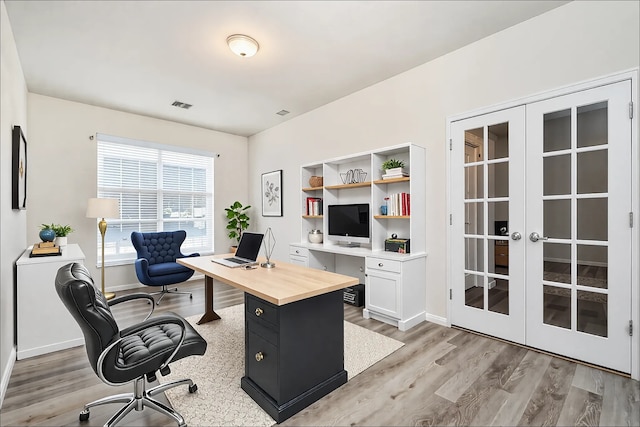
[
  {"x1": 384, "y1": 192, "x2": 410, "y2": 216},
  {"x1": 306, "y1": 197, "x2": 323, "y2": 216},
  {"x1": 382, "y1": 171, "x2": 410, "y2": 180}
]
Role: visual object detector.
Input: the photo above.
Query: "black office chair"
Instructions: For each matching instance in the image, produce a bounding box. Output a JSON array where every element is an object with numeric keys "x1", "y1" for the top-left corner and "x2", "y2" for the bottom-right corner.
[{"x1": 55, "y1": 262, "x2": 207, "y2": 427}]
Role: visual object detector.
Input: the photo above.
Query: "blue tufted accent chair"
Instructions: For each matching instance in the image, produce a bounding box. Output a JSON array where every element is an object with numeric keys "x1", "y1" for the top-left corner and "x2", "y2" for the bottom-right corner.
[{"x1": 131, "y1": 230, "x2": 199, "y2": 304}]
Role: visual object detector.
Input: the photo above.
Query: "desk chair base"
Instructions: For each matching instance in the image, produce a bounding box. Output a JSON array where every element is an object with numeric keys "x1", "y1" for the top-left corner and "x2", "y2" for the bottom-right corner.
[
  {"x1": 79, "y1": 375, "x2": 197, "y2": 427},
  {"x1": 148, "y1": 285, "x2": 193, "y2": 305}
]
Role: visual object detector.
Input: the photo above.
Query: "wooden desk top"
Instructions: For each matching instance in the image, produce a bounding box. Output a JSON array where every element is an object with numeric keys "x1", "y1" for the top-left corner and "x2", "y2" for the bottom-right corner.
[{"x1": 178, "y1": 254, "x2": 359, "y2": 306}]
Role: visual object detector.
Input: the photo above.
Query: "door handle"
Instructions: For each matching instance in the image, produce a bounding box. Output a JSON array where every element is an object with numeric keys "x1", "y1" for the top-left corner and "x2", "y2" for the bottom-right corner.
[
  {"x1": 511, "y1": 232, "x2": 521, "y2": 241},
  {"x1": 529, "y1": 232, "x2": 549, "y2": 242}
]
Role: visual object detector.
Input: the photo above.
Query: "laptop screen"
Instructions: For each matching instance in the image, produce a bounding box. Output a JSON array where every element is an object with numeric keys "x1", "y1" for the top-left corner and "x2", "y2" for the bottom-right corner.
[{"x1": 235, "y1": 232, "x2": 264, "y2": 260}]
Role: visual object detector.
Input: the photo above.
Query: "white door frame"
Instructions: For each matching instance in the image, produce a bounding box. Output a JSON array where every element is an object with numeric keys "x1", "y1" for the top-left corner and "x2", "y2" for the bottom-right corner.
[{"x1": 445, "y1": 69, "x2": 639, "y2": 380}]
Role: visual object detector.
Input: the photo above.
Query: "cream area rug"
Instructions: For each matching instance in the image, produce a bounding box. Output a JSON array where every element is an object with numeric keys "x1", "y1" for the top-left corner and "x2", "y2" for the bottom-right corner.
[{"x1": 159, "y1": 303, "x2": 404, "y2": 427}]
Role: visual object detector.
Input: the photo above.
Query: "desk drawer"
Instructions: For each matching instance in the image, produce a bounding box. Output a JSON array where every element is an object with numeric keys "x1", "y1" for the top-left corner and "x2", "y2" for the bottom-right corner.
[
  {"x1": 366, "y1": 257, "x2": 402, "y2": 274},
  {"x1": 289, "y1": 246, "x2": 308, "y2": 257},
  {"x1": 247, "y1": 330, "x2": 279, "y2": 401},
  {"x1": 246, "y1": 294, "x2": 279, "y2": 327}
]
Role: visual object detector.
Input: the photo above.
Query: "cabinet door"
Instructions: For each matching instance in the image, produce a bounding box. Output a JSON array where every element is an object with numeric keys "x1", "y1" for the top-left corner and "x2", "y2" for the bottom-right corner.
[{"x1": 366, "y1": 269, "x2": 401, "y2": 319}]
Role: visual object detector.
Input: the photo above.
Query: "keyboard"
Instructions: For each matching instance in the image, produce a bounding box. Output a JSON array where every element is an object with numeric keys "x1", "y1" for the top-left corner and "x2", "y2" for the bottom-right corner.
[{"x1": 227, "y1": 258, "x2": 249, "y2": 264}]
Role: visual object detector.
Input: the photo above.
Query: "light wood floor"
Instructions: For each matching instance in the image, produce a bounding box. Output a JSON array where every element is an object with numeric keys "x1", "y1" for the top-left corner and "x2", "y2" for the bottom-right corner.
[{"x1": 2, "y1": 280, "x2": 638, "y2": 427}]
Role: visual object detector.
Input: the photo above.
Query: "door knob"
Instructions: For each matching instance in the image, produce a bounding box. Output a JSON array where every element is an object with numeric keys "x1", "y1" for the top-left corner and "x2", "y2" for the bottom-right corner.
[
  {"x1": 529, "y1": 232, "x2": 549, "y2": 242},
  {"x1": 511, "y1": 232, "x2": 521, "y2": 241}
]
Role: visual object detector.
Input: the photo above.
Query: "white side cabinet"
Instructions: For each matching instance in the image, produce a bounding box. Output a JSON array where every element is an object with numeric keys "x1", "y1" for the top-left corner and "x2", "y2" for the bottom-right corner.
[
  {"x1": 364, "y1": 255, "x2": 426, "y2": 331},
  {"x1": 16, "y1": 244, "x2": 86, "y2": 359}
]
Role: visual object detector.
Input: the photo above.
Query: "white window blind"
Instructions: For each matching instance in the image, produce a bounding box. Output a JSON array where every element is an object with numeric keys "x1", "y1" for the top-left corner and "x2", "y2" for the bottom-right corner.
[{"x1": 96, "y1": 134, "x2": 215, "y2": 264}]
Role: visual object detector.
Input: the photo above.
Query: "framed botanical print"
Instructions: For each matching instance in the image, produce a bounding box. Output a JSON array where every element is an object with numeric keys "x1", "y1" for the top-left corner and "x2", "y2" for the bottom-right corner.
[
  {"x1": 261, "y1": 169, "x2": 282, "y2": 217},
  {"x1": 12, "y1": 125, "x2": 27, "y2": 210}
]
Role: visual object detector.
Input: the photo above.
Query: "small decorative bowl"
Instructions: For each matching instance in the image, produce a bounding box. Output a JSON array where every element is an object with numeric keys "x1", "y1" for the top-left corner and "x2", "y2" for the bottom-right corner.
[
  {"x1": 308, "y1": 229, "x2": 323, "y2": 243},
  {"x1": 309, "y1": 176, "x2": 323, "y2": 187}
]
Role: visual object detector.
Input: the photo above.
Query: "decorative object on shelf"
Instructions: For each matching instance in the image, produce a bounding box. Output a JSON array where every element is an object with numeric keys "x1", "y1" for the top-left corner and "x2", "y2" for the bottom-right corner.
[
  {"x1": 381, "y1": 159, "x2": 408, "y2": 179},
  {"x1": 309, "y1": 176, "x2": 323, "y2": 187},
  {"x1": 29, "y1": 241, "x2": 61, "y2": 257},
  {"x1": 225, "y1": 201, "x2": 251, "y2": 250},
  {"x1": 262, "y1": 169, "x2": 283, "y2": 217},
  {"x1": 308, "y1": 229, "x2": 323, "y2": 243},
  {"x1": 86, "y1": 197, "x2": 120, "y2": 300},
  {"x1": 380, "y1": 204, "x2": 388, "y2": 215},
  {"x1": 340, "y1": 168, "x2": 367, "y2": 184},
  {"x1": 39, "y1": 224, "x2": 56, "y2": 242},
  {"x1": 51, "y1": 224, "x2": 73, "y2": 247},
  {"x1": 12, "y1": 125, "x2": 27, "y2": 210},
  {"x1": 260, "y1": 227, "x2": 276, "y2": 268},
  {"x1": 385, "y1": 237, "x2": 410, "y2": 254}
]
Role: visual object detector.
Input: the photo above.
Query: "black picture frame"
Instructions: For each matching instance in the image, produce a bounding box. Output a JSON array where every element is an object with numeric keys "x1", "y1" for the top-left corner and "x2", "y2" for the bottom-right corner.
[
  {"x1": 261, "y1": 169, "x2": 283, "y2": 217},
  {"x1": 12, "y1": 125, "x2": 27, "y2": 210}
]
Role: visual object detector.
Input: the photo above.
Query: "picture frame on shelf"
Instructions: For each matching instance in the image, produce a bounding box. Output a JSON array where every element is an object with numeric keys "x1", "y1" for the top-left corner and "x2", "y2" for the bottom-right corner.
[
  {"x1": 12, "y1": 125, "x2": 27, "y2": 210},
  {"x1": 262, "y1": 169, "x2": 283, "y2": 217}
]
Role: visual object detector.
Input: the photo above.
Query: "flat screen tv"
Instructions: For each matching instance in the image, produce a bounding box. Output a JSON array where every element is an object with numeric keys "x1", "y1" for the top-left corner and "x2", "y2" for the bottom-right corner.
[{"x1": 327, "y1": 203, "x2": 370, "y2": 246}]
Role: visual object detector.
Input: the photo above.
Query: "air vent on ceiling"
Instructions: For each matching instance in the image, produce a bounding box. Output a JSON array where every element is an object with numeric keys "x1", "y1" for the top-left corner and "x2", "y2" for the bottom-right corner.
[
  {"x1": 276, "y1": 110, "x2": 290, "y2": 116},
  {"x1": 172, "y1": 101, "x2": 193, "y2": 109}
]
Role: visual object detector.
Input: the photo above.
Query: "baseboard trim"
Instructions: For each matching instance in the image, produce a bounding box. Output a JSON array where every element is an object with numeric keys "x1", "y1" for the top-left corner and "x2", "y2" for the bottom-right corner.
[
  {"x1": 0, "y1": 346, "x2": 16, "y2": 409},
  {"x1": 425, "y1": 312, "x2": 448, "y2": 327}
]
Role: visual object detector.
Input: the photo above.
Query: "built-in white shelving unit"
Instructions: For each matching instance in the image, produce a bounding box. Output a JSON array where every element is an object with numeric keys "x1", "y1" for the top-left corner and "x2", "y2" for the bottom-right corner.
[{"x1": 292, "y1": 143, "x2": 427, "y2": 330}]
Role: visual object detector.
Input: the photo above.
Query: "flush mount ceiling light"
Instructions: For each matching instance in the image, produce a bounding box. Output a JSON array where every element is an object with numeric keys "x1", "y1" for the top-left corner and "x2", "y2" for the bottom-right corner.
[{"x1": 227, "y1": 34, "x2": 259, "y2": 57}]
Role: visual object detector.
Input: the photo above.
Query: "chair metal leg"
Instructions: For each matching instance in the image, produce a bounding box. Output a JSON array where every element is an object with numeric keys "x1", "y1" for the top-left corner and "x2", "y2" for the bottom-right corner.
[
  {"x1": 149, "y1": 285, "x2": 193, "y2": 305},
  {"x1": 79, "y1": 375, "x2": 195, "y2": 427}
]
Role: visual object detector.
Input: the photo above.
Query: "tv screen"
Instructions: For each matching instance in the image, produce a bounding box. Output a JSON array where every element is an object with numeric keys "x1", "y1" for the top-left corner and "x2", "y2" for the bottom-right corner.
[{"x1": 328, "y1": 204, "x2": 370, "y2": 244}]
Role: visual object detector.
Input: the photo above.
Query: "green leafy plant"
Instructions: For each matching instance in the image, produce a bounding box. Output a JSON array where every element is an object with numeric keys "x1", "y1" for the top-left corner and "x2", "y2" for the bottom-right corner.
[
  {"x1": 39, "y1": 223, "x2": 54, "y2": 231},
  {"x1": 225, "y1": 201, "x2": 251, "y2": 245},
  {"x1": 381, "y1": 159, "x2": 405, "y2": 170},
  {"x1": 52, "y1": 224, "x2": 74, "y2": 237}
]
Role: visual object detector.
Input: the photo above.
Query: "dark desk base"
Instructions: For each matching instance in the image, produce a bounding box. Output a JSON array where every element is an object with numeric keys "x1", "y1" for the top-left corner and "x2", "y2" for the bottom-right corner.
[
  {"x1": 241, "y1": 290, "x2": 347, "y2": 423},
  {"x1": 241, "y1": 370, "x2": 347, "y2": 423},
  {"x1": 197, "y1": 276, "x2": 220, "y2": 324}
]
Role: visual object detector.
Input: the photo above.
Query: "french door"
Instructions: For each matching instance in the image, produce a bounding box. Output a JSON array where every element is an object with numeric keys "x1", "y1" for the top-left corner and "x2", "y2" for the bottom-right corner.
[{"x1": 450, "y1": 80, "x2": 633, "y2": 373}]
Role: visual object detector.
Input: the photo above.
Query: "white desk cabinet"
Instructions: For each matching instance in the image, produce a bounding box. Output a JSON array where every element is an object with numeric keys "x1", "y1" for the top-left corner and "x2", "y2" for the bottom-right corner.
[{"x1": 16, "y1": 244, "x2": 86, "y2": 359}]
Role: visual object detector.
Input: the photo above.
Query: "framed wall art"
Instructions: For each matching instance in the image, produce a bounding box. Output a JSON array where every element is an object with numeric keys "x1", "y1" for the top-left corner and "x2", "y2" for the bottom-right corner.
[
  {"x1": 12, "y1": 125, "x2": 27, "y2": 210},
  {"x1": 261, "y1": 169, "x2": 282, "y2": 217}
]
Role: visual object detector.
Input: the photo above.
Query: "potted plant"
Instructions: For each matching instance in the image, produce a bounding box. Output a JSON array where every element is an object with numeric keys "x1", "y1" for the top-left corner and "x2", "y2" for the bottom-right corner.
[
  {"x1": 52, "y1": 224, "x2": 73, "y2": 247},
  {"x1": 225, "y1": 201, "x2": 251, "y2": 252},
  {"x1": 381, "y1": 158, "x2": 407, "y2": 178}
]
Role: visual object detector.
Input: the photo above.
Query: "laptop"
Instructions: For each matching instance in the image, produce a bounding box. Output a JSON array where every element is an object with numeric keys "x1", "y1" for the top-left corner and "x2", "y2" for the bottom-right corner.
[{"x1": 212, "y1": 232, "x2": 264, "y2": 268}]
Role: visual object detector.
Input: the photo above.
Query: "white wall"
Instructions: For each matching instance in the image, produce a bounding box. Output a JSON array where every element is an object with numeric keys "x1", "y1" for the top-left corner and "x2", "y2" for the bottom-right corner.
[
  {"x1": 248, "y1": 1, "x2": 640, "y2": 319},
  {"x1": 0, "y1": 0, "x2": 28, "y2": 405},
  {"x1": 26, "y1": 94, "x2": 249, "y2": 291}
]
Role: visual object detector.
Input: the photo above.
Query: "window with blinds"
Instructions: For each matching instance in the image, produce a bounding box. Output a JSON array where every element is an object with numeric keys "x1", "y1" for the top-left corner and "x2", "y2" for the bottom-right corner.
[{"x1": 96, "y1": 134, "x2": 215, "y2": 264}]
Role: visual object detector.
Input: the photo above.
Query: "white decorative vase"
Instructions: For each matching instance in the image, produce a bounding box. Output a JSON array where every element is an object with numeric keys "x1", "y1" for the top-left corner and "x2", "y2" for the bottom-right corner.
[{"x1": 55, "y1": 236, "x2": 67, "y2": 247}]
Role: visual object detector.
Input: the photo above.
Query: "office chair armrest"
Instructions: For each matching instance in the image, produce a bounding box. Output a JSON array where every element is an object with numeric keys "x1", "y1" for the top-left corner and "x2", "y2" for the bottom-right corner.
[
  {"x1": 108, "y1": 293, "x2": 155, "y2": 321},
  {"x1": 178, "y1": 252, "x2": 200, "y2": 259},
  {"x1": 97, "y1": 315, "x2": 187, "y2": 386},
  {"x1": 133, "y1": 258, "x2": 153, "y2": 284}
]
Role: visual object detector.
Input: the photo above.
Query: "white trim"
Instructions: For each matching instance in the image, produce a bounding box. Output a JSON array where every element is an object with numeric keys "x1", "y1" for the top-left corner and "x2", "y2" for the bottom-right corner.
[
  {"x1": 96, "y1": 132, "x2": 217, "y2": 158},
  {"x1": 446, "y1": 68, "x2": 639, "y2": 380},
  {"x1": 0, "y1": 346, "x2": 16, "y2": 409},
  {"x1": 425, "y1": 312, "x2": 449, "y2": 328},
  {"x1": 17, "y1": 339, "x2": 84, "y2": 360}
]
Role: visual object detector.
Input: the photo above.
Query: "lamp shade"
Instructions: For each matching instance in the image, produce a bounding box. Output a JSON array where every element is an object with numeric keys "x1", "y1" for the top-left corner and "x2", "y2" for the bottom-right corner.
[
  {"x1": 86, "y1": 198, "x2": 119, "y2": 219},
  {"x1": 227, "y1": 34, "x2": 259, "y2": 57}
]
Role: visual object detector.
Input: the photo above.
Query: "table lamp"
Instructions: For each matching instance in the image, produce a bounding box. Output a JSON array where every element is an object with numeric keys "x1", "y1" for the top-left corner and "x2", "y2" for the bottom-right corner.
[{"x1": 86, "y1": 198, "x2": 120, "y2": 299}]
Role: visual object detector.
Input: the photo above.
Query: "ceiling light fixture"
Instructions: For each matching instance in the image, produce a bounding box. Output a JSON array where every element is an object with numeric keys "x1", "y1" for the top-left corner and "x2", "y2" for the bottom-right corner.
[{"x1": 227, "y1": 34, "x2": 259, "y2": 58}]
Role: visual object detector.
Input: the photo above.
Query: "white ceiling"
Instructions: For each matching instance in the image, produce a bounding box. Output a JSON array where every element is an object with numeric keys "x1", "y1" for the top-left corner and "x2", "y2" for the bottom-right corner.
[{"x1": 5, "y1": 0, "x2": 569, "y2": 137}]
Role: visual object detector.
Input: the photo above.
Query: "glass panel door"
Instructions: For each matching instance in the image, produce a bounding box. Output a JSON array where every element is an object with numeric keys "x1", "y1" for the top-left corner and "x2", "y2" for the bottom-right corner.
[
  {"x1": 525, "y1": 81, "x2": 632, "y2": 373},
  {"x1": 451, "y1": 106, "x2": 526, "y2": 344}
]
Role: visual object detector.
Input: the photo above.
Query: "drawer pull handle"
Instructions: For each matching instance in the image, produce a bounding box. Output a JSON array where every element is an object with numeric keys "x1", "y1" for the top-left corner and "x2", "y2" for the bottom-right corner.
[
  {"x1": 378, "y1": 263, "x2": 384, "y2": 267},
  {"x1": 296, "y1": 250, "x2": 300, "y2": 254},
  {"x1": 255, "y1": 308, "x2": 264, "y2": 317},
  {"x1": 255, "y1": 352, "x2": 264, "y2": 362}
]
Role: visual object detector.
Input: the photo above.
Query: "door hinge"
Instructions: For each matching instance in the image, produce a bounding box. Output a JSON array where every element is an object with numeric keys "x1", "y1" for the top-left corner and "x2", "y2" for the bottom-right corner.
[
  {"x1": 450, "y1": 289, "x2": 452, "y2": 300},
  {"x1": 450, "y1": 214, "x2": 452, "y2": 225},
  {"x1": 449, "y1": 139, "x2": 452, "y2": 151},
  {"x1": 630, "y1": 212, "x2": 634, "y2": 228},
  {"x1": 629, "y1": 320, "x2": 633, "y2": 337},
  {"x1": 630, "y1": 102, "x2": 634, "y2": 119}
]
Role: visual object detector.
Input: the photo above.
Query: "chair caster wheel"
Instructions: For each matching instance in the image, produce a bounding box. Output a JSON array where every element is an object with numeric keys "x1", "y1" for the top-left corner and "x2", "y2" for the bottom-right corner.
[
  {"x1": 189, "y1": 384, "x2": 198, "y2": 393},
  {"x1": 79, "y1": 409, "x2": 90, "y2": 421}
]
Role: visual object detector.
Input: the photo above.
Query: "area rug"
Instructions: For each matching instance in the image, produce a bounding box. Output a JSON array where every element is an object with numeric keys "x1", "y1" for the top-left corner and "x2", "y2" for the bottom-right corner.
[{"x1": 159, "y1": 304, "x2": 404, "y2": 427}]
